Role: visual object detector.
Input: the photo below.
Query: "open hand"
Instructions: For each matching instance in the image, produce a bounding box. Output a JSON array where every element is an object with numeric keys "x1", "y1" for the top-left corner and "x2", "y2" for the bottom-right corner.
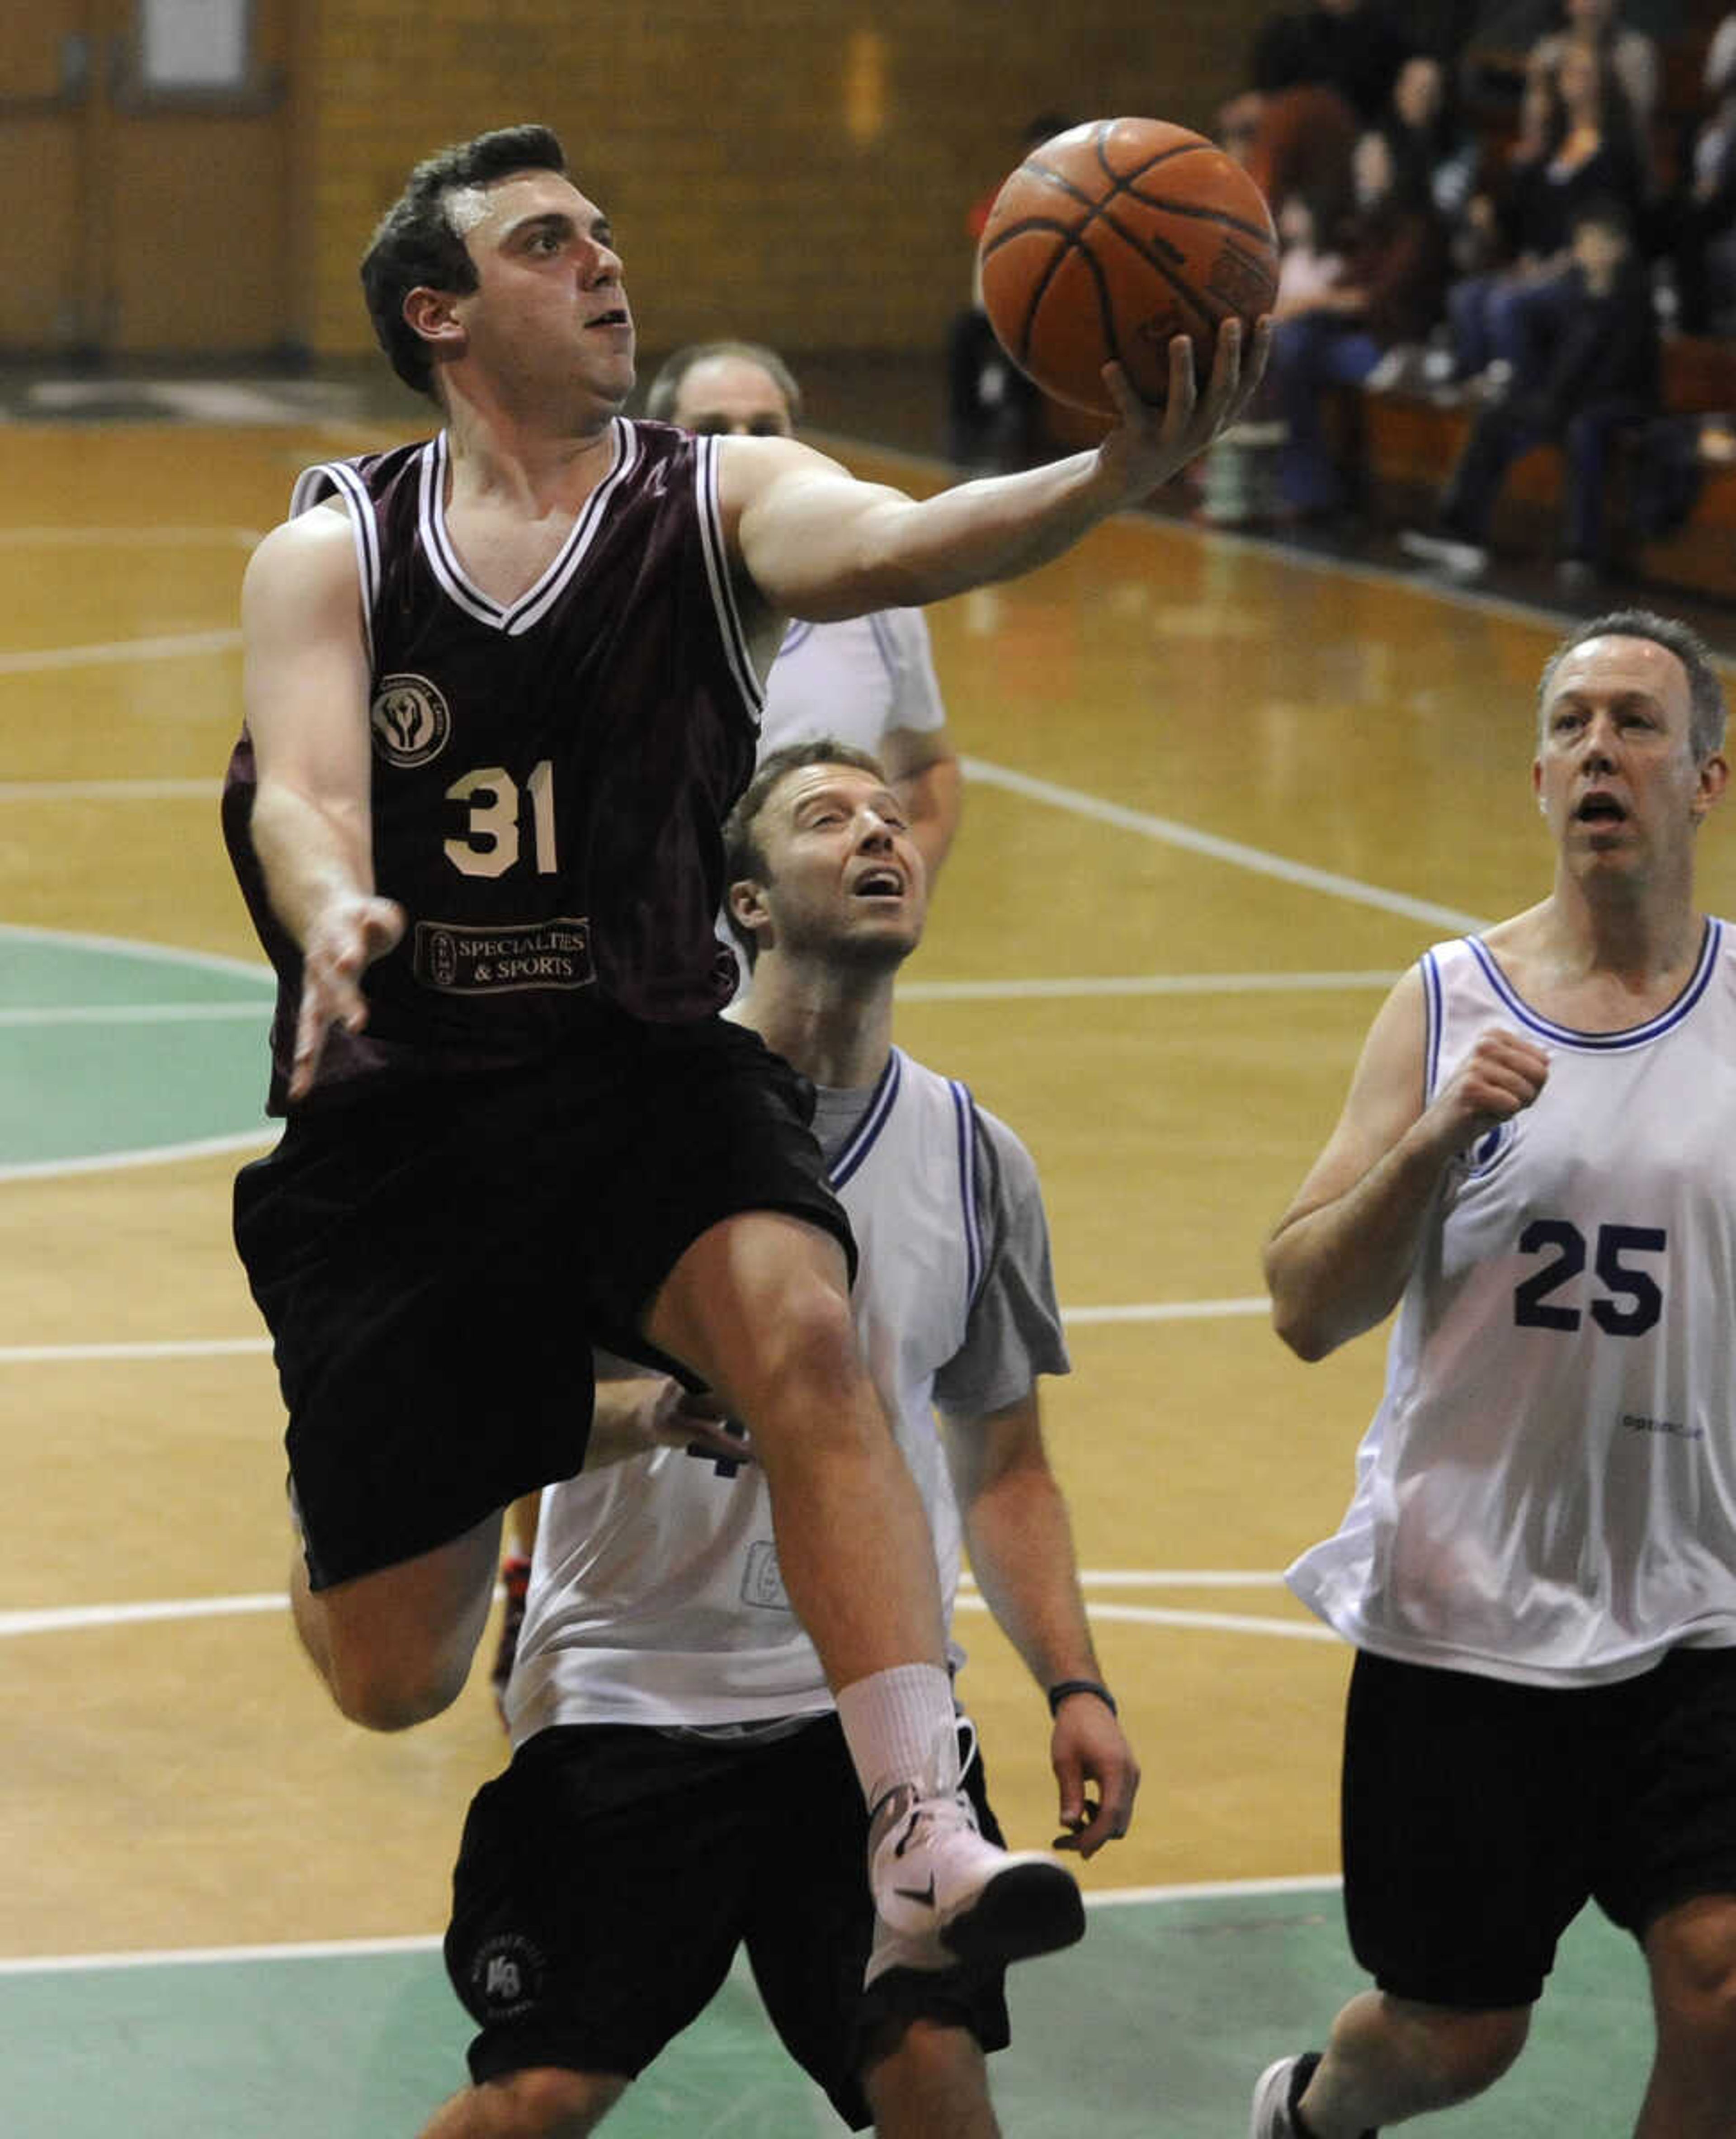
[
  {"x1": 1096, "y1": 314, "x2": 1273, "y2": 501},
  {"x1": 289, "y1": 893, "x2": 405, "y2": 1100}
]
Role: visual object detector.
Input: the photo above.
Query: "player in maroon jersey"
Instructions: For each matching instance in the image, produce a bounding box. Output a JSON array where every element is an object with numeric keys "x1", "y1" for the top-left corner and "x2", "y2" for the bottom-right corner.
[{"x1": 225, "y1": 124, "x2": 1263, "y2": 1969}]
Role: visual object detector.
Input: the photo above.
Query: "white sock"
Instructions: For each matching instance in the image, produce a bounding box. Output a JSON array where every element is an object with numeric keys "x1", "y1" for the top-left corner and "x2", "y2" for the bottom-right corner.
[{"x1": 835, "y1": 1662, "x2": 959, "y2": 1813}]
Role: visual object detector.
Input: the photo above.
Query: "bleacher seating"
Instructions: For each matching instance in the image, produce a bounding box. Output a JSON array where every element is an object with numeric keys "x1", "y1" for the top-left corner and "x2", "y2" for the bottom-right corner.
[{"x1": 1344, "y1": 334, "x2": 1736, "y2": 604}]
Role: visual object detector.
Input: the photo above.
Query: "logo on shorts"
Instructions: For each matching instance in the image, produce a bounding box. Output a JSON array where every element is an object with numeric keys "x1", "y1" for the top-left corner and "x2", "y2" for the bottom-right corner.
[
  {"x1": 371, "y1": 674, "x2": 451, "y2": 767},
  {"x1": 741, "y1": 1539, "x2": 790, "y2": 1612},
  {"x1": 469, "y1": 1932, "x2": 547, "y2": 2021}
]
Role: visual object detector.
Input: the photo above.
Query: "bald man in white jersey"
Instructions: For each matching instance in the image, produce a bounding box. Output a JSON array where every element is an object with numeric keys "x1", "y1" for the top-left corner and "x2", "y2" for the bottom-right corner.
[
  {"x1": 647, "y1": 341, "x2": 963, "y2": 881},
  {"x1": 1250, "y1": 610, "x2": 1736, "y2": 2139},
  {"x1": 422, "y1": 742, "x2": 1137, "y2": 2139}
]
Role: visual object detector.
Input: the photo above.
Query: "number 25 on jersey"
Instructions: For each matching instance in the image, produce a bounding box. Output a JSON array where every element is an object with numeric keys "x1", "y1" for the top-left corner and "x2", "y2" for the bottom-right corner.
[{"x1": 1514, "y1": 1219, "x2": 1665, "y2": 1337}]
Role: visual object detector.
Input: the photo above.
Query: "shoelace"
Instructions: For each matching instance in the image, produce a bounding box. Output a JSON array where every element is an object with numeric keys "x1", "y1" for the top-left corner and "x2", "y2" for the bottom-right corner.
[
  {"x1": 955, "y1": 1713, "x2": 980, "y2": 1787},
  {"x1": 873, "y1": 1712, "x2": 985, "y2": 1850}
]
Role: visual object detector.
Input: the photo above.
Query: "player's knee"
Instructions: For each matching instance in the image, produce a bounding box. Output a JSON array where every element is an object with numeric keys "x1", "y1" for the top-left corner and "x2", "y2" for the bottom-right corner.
[
  {"x1": 1652, "y1": 1906, "x2": 1736, "y2": 2074},
  {"x1": 325, "y1": 1646, "x2": 469, "y2": 1732},
  {"x1": 750, "y1": 1272, "x2": 863, "y2": 1410}
]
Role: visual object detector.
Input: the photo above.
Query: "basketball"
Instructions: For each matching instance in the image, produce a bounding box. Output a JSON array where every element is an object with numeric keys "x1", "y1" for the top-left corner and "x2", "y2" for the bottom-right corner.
[{"x1": 977, "y1": 117, "x2": 1278, "y2": 419}]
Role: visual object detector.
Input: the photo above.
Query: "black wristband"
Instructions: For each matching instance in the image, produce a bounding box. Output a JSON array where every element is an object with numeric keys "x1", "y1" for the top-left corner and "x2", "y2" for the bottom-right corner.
[{"x1": 1047, "y1": 1677, "x2": 1117, "y2": 1718}]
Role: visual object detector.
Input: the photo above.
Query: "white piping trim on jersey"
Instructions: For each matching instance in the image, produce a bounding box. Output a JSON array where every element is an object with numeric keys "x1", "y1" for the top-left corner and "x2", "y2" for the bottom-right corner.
[
  {"x1": 290, "y1": 460, "x2": 379, "y2": 668},
  {"x1": 771, "y1": 613, "x2": 900, "y2": 683},
  {"x1": 1422, "y1": 948, "x2": 1446, "y2": 1102},
  {"x1": 693, "y1": 433, "x2": 767, "y2": 718},
  {"x1": 829, "y1": 1047, "x2": 902, "y2": 1189},
  {"x1": 416, "y1": 439, "x2": 495, "y2": 627},
  {"x1": 511, "y1": 420, "x2": 640, "y2": 634},
  {"x1": 1463, "y1": 920, "x2": 1723, "y2": 1050},
  {"x1": 867, "y1": 608, "x2": 901, "y2": 685},
  {"x1": 415, "y1": 423, "x2": 635, "y2": 637},
  {"x1": 950, "y1": 1077, "x2": 985, "y2": 1303}
]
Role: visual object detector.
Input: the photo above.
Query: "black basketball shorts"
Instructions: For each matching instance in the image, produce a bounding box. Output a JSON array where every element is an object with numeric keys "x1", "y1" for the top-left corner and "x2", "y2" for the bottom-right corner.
[
  {"x1": 1342, "y1": 1644, "x2": 1736, "y2": 2009},
  {"x1": 443, "y1": 1714, "x2": 1011, "y2": 2129},
  {"x1": 233, "y1": 1013, "x2": 854, "y2": 1588}
]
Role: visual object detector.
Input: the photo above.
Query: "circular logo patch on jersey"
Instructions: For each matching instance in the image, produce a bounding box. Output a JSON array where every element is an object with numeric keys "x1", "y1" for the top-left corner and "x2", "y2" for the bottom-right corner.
[
  {"x1": 370, "y1": 673, "x2": 451, "y2": 767},
  {"x1": 1461, "y1": 1118, "x2": 1518, "y2": 1179},
  {"x1": 468, "y1": 1932, "x2": 547, "y2": 2021}
]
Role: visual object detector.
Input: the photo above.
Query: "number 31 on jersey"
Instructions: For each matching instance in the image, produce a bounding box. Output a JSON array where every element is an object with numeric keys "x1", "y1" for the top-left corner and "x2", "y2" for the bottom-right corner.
[{"x1": 444, "y1": 761, "x2": 557, "y2": 879}]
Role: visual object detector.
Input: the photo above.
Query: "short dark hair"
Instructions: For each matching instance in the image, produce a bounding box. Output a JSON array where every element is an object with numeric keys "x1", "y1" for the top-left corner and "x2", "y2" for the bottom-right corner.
[
  {"x1": 1538, "y1": 607, "x2": 1728, "y2": 760},
  {"x1": 360, "y1": 124, "x2": 567, "y2": 399},
  {"x1": 1567, "y1": 194, "x2": 1632, "y2": 244},
  {"x1": 723, "y1": 739, "x2": 888, "y2": 967},
  {"x1": 645, "y1": 340, "x2": 803, "y2": 426}
]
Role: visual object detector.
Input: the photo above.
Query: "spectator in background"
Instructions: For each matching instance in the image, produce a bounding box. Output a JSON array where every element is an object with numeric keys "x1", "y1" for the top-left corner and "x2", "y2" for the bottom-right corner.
[
  {"x1": 1401, "y1": 198, "x2": 1659, "y2": 589},
  {"x1": 1525, "y1": 0, "x2": 1660, "y2": 161},
  {"x1": 1443, "y1": 38, "x2": 1646, "y2": 399},
  {"x1": 1266, "y1": 131, "x2": 1451, "y2": 521},
  {"x1": 1226, "y1": 0, "x2": 1417, "y2": 247},
  {"x1": 1250, "y1": 0, "x2": 1418, "y2": 126},
  {"x1": 945, "y1": 114, "x2": 1071, "y2": 470},
  {"x1": 1384, "y1": 53, "x2": 1483, "y2": 225},
  {"x1": 1665, "y1": 17, "x2": 1736, "y2": 334},
  {"x1": 1461, "y1": 0, "x2": 1657, "y2": 153}
]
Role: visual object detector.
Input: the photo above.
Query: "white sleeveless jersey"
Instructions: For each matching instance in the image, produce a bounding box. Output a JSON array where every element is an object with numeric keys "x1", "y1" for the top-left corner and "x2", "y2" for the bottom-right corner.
[
  {"x1": 506, "y1": 1048, "x2": 985, "y2": 1742},
  {"x1": 1289, "y1": 923, "x2": 1736, "y2": 1686},
  {"x1": 757, "y1": 610, "x2": 945, "y2": 761}
]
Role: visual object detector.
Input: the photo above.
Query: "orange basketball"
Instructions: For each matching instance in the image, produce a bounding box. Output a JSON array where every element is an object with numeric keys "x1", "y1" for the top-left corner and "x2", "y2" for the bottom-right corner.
[{"x1": 978, "y1": 117, "x2": 1278, "y2": 419}]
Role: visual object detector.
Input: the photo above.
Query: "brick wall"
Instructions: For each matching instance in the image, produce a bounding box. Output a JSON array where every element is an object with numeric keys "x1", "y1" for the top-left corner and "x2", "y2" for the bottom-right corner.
[{"x1": 300, "y1": 0, "x2": 1274, "y2": 366}]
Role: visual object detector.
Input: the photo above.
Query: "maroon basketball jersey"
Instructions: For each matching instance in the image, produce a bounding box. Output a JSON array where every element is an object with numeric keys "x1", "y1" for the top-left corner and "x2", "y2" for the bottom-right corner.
[{"x1": 223, "y1": 420, "x2": 764, "y2": 1109}]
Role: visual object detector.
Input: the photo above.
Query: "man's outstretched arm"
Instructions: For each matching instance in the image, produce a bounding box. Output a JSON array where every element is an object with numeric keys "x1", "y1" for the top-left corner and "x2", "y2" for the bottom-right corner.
[{"x1": 726, "y1": 325, "x2": 1270, "y2": 622}]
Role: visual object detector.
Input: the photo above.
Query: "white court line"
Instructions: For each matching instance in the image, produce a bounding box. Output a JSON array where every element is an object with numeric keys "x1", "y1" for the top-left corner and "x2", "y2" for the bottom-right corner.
[
  {"x1": 0, "y1": 981, "x2": 1383, "y2": 1022},
  {"x1": 900, "y1": 969, "x2": 1399, "y2": 1002},
  {"x1": 953, "y1": 1594, "x2": 1332, "y2": 1642},
  {"x1": 0, "y1": 1873, "x2": 1341, "y2": 1974},
  {"x1": 0, "y1": 921, "x2": 271, "y2": 982},
  {"x1": 0, "y1": 1127, "x2": 275, "y2": 1183},
  {"x1": 0, "y1": 628, "x2": 242, "y2": 676},
  {"x1": 0, "y1": 527, "x2": 258, "y2": 549},
  {"x1": 1064, "y1": 1298, "x2": 1268, "y2": 1325},
  {"x1": 0, "y1": 1001, "x2": 269, "y2": 1028},
  {"x1": 963, "y1": 756, "x2": 1491, "y2": 934},
  {"x1": 0, "y1": 1297, "x2": 1265, "y2": 1365},
  {"x1": 0, "y1": 1933, "x2": 442, "y2": 1976},
  {"x1": 0, "y1": 777, "x2": 220, "y2": 803},
  {"x1": 0, "y1": 1581, "x2": 1312, "y2": 1645},
  {"x1": 963, "y1": 1569, "x2": 1285, "y2": 1588},
  {"x1": 0, "y1": 1594, "x2": 287, "y2": 1638},
  {"x1": 0, "y1": 1337, "x2": 271, "y2": 1364}
]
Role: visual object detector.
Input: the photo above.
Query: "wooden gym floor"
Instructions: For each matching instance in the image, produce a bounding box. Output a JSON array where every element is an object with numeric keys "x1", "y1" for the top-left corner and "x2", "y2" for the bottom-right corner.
[{"x1": 0, "y1": 380, "x2": 1729, "y2": 2135}]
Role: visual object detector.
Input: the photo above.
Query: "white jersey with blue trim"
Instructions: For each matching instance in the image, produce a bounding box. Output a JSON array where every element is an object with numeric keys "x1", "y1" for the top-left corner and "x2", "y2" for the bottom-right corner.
[
  {"x1": 505, "y1": 1048, "x2": 985, "y2": 1740},
  {"x1": 757, "y1": 609, "x2": 945, "y2": 761},
  {"x1": 1288, "y1": 922, "x2": 1736, "y2": 1688}
]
